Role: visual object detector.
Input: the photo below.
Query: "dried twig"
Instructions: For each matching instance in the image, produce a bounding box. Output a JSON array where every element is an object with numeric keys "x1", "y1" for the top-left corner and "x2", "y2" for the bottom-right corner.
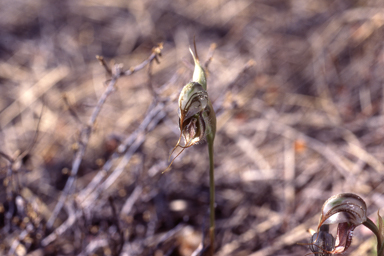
[
  {"x1": 47, "y1": 44, "x2": 163, "y2": 228},
  {"x1": 108, "y1": 196, "x2": 124, "y2": 256},
  {"x1": 76, "y1": 101, "x2": 165, "y2": 205},
  {"x1": 120, "y1": 186, "x2": 143, "y2": 217},
  {"x1": 0, "y1": 151, "x2": 13, "y2": 163},
  {"x1": 96, "y1": 55, "x2": 112, "y2": 76},
  {"x1": 41, "y1": 102, "x2": 168, "y2": 246},
  {"x1": 42, "y1": 202, "x2": 76, "y2": 246},
  {"x1": 62, "y1": 93, "x2": 83, "y2": 125}
]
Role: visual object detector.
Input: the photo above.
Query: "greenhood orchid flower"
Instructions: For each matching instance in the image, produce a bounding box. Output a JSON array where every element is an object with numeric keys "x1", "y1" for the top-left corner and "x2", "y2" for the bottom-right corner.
[
  {"x1": 165, "y1": 46, "x2": 216, "y2": 172},
  {"x1": 307, "y1": 193, "x2": 384, "y2": 255},
  {"x1": 309, "y1": 193, "x2": 367, "y2": 254},
  {"x1": 165, "y1": 42, "x2": 217, "y2": 255}
]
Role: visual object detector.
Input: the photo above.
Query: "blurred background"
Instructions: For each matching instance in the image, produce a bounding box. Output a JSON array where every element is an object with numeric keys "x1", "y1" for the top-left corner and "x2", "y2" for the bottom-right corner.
[{"x1": 1, "y1": 0, "x2": 384, "y2": 255}]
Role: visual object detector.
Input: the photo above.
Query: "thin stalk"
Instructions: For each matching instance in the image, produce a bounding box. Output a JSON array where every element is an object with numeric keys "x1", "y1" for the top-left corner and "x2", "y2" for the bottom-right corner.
[
  {"x1": 208, "y1": 137, "x2": 215, "y2": 256},
  {"x1": 363, "y1": 218, "x2": 383, "y2": 255}
]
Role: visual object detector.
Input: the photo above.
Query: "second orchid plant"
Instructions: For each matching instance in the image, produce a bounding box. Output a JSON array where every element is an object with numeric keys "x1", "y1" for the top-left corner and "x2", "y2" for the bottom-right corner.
[{"x1": 307, "y1": 193, "x2": 384, "y2": 255}]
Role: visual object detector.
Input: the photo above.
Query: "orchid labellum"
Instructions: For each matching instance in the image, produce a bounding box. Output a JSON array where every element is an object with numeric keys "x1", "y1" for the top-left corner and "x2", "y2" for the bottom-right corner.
[
  {"x1": 309, "y1": 193, "x2": 367, "y2": 255},
  {"x1": 309, "y1": 226, "x2": 335, "y2": 256}
]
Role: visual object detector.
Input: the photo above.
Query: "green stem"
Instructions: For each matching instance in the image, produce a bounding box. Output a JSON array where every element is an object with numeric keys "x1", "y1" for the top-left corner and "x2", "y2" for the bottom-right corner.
[
  {"x1": 208, "y1": 137, "x2": 215, "y2": 256},
  {"x1": 363, "y1": 218, "x2": 383, "y2": 255}
]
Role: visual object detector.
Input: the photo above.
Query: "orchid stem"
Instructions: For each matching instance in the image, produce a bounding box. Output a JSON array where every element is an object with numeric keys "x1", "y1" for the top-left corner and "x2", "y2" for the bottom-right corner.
[
  {"x1": 363, "y1": 218, "x2": 383, "y2": 255},
  {"x1": 208, "y1": 136, "x2": 215, "y2": 256}
]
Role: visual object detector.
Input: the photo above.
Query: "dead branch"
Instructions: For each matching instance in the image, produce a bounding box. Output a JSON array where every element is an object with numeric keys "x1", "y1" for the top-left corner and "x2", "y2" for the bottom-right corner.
[{"x1": 46, "y1": 44, "x2": 163, "y2": 228}]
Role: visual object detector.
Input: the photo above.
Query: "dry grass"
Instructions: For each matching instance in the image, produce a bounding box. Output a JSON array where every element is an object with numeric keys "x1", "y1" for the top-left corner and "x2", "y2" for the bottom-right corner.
[{"x1": 1, "y1": 0, "x2": 384, "y2": 255}]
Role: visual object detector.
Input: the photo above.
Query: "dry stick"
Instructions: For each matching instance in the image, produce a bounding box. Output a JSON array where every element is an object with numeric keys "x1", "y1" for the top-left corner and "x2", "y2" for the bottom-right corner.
[
  {"x1": 258, "y1": 118, "x2": 351, "y2": 179},
  {"x1": 248, "y1": 215, "x2": 319, "y2": 256},
  {"x1": 220, "y1": 88, "x2": 351, "y2": 180},
  {"x1": 80, "y1": 238, "x2": 109, "y2": 256},
  {"x1": 47, "y1": 45, "x2": 162, "y2": 228},
  {"x1": 76, "y1": 43, "x2": 164, "y2": 206},
  {"x1": 82, "y1": 133, "x2": 145, "y2": 209},
  {"x1": 42, "y1": 202, "x2": 76, "y2": 246},
  {"x1": 122, "y1": 43, "x2": 163, "y2": 77},
  {"x1": 46, "y1": 66, "x2": 121, "y2": 228},
  {"x1": 212, "y1": 60, "x2": 255, "y2": 112},
  {"x1": 218, "y1": 209, "x2": 282, "y2": 255},
  {"x1": 1, "y1": 100, "x2": 44, "y2": 202},
  {"x1": 108, "y1": 196, "x2": 124, "y2": 256},
  {"x1": 8, "y1": 227, "x2": 33, "y2": 256},
  {"x1": 13, "y1": 99, "x2": 45, "y2": 194},
  {"x1": 20, "y1": 97, "x2": 45, "y2": 160},
  {"x1": 120, "y1": 186, "x2": 143, "y2": 217},
  {"x1": 0, "y1": 67, "x2": 69, "y2": 129},
  {"x1": 83, "y1": 103, "x2": 167, "y2": 209},
  {"x1": 96, "y1": 55, "x2": 112, "y2": 76},
  {"x1": 155, "y1": 223, "x2": 185, "y2": 246},
  {"x1": 79, "y1": 102, "x2": 164, "y2": 203},
  {"x1": 119, "y1": 223, "x2": 185, "y2": 255},
  {"x1": 118, "y1": 102, "x2": 165, "y2": 153},
  {"x1": 62, "y1": 93, "x2": 83, "y2": 125},
  {"x1": 235, "y1": 135, "x2": 271, "y2": 171},
  {"x1": 76, "y1": 101, "x2": 164, "y2": 205},
  {"x1": 0, "y1": 151, "x2": 13, "y2": 163},
  {"x1": 42, "y1": 104, "x2": 167, "y2": 246}
]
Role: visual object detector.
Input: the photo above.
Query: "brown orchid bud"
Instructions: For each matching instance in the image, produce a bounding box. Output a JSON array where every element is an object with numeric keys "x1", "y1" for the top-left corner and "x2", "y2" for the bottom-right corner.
[
  {"x1": 164, "y1": 44, "x2": 216, "y2": 172},
  {"x1": 178, "y1": 82, "x2": 208, "y2": 146}
]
